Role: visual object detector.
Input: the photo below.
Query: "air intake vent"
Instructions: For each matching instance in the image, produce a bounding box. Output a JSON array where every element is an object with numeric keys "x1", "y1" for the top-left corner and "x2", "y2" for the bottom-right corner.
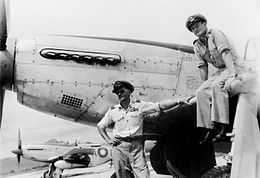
[{"x1": 61, "y1": 94, "x2": 83, "y2": 109}]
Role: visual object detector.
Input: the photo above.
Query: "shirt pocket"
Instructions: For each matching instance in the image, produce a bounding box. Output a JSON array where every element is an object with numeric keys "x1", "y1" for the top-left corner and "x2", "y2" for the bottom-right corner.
[
  {"x1": 128, "y1": 109, "x2": 139, "y2": 117},
  {"x1": 112, "y1": 113, "x2": 124, "y2": 123},
  {"x1": 197, "y1": 44, "x2": 207, "y2": 56},
  {"x1": 209, "y1": 48, "x2": 224, "y2": 67},
  {"x1": 209, "y1": 37, "x2": 223, "y2": 58},
  {"x1": 209, "y1": 48, "x2": 218, "y2": 59},
  {"x1": 128, "y1": 111, "x2": 141, "y2": 126}
]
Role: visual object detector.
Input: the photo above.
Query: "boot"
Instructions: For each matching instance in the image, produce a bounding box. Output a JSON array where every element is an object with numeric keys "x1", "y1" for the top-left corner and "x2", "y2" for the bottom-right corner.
[
  {"x1": 199, "y1": 122, "x2": 229, "y2": 144},
  {"x1": 212, "y1": 122, "x2": 229, "y2": 142}
]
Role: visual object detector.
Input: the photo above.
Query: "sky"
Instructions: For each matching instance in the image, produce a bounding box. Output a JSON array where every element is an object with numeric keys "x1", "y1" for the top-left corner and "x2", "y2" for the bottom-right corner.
[
  {"x1": 0, "y1": 0, "x2": 259, "y2": 158},
  {"x1": 9, "y1": 0, "x2": 260, "y2": 52}
]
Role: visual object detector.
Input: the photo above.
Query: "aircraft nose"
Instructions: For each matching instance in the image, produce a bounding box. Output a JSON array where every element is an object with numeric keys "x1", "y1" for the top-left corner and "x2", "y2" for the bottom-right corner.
[{"x1": 11, "y1": 149, "x2": 22, "y2": 155}]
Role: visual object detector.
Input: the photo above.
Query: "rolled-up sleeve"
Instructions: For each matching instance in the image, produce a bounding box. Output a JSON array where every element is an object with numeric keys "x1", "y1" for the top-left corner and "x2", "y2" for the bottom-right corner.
[
  {"x1": 97, "y1": 109, "x2": 113, "y2": 129},
  {"x1": 139, "y1": 101, "x2": 160, "y2": 116},
  {"x1": 212, "y1": 29, "x2": 231, "y2": 54}
]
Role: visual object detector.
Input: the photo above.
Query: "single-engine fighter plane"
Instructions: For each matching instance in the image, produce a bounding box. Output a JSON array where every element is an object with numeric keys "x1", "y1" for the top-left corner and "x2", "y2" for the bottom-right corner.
[
  {"x1": 1, "y1": 0, "x2": 259, "y2": 177},
  {"x1": 11, "y1": 130, "x2": 112, "y2": 178}
]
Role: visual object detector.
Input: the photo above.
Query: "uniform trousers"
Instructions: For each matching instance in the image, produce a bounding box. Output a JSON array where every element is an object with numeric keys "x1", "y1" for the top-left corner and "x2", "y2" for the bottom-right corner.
[
  {"x1": 196, "y1": 68, "x2": 230, "y2": 128},
  {"x1": 196, "y1": 65, "x2": 253, "y2": 128},
  {"x1": 112, "y1": 140, "x2": 149, "y2": 178}
]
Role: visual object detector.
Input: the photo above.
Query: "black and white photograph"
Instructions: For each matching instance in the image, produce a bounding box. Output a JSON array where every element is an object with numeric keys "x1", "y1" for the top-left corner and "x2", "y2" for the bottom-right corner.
[{"x1": 0, "y1": 0, "x2": 259, "y2": 177}]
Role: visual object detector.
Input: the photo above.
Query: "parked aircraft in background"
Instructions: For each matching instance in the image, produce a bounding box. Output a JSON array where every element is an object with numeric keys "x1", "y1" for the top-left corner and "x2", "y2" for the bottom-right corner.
[
  {"x1": 11, "y1": 129, "x2": 157, "y2": 178},
  {"x1": 11, "y1": 129, "x2": 112, "y2": 178}
]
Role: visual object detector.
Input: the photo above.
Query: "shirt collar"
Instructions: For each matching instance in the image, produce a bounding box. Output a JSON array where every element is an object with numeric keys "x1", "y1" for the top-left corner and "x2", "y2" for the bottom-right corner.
[
  {"x1": 198, "y1": 29, "x2": 211, "y2": 46},
  {"x1": 118, "y1": 101, "x2": 135, "y2": 110}
]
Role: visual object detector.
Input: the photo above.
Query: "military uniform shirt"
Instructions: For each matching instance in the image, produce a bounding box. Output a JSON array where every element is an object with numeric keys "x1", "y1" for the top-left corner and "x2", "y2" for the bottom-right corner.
[
  {"x1": 193, "y1": 29, "x2": 239, "y2": 69},
  {"x1": 97, "y1": 100, "x2": 160, "y2": 138}
]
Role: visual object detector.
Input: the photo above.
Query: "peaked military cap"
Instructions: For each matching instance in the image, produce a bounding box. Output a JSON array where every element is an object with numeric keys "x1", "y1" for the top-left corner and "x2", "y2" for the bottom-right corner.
[
  {"x1": 185, "y1": 14, "x2": 207, "y2": 32},
  {"x1": 112, "y1": 80, "x2": 134, "y2": 94}
]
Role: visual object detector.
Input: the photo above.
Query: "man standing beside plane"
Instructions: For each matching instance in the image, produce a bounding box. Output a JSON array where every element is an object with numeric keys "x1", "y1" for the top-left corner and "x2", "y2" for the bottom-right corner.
[
  {"x1": 185, "y1": 14, "x2": 247, "y2": 143},
  {"x1": 97, "y1": 80, "x2": 186, "y2": 178}
]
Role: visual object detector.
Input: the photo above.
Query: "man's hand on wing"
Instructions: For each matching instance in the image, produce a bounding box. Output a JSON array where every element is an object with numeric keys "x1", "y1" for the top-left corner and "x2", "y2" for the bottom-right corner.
[
  {"x1": 223, "y1": 74, "x2": 243, "y2": 91},
  {"x1": 178, "y1": 96, "x2": 196, "y2": 105}
]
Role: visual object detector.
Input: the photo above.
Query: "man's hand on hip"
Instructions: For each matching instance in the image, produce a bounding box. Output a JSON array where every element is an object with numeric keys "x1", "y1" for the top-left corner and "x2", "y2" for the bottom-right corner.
[{"x1": 108, "y1": 136, "x2": 121, "y2": 146}]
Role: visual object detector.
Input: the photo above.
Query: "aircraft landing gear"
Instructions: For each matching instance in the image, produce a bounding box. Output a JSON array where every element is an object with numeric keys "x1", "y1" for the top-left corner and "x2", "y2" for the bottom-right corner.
[
  {"x1": 53, "y1": 168, "x2": 63, "y2": 178},
  {"x1": 110, "y1": 170, "x2": 135, "y2": 178},
  {"x1": 42, "y1": 163, "x2": 56, "y2": 178}
]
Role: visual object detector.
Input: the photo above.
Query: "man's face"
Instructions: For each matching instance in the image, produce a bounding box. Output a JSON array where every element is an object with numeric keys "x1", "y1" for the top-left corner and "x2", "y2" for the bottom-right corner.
[
  {"x1": 191, "y1": 22, "x2": 207, "y2": 37},
  {"x1": 116, "y1": 87, "x2": 131, "y2": 102}
]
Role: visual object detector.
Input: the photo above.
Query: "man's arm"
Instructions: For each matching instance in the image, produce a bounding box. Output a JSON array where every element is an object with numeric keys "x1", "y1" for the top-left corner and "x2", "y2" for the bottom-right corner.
[
  {"x1": 199, "y1": 65, "x2": 208, "y2": 81},
  {"x1": 212, "y1": 29, "x2": 237, "y2": 77},
  {"x1": 193, "y1": 40, "x2": 208, "y2": 81},
  {"x1": 97, "y1": 125, "x2": 121, "y2": 146},
  {"x1": 141, "y1": 97, "x2": 190, "y2": 116},
  {"x1": 97, "y1": 125, "x2": 112, "y2": 144},
  {"x1": 97, "y1": 109, "x2": 118, "y2": 146},
  {"x1": 222, "y1": 49, "x2": 237, "y2": 76},
  {"x1": 158, "y1": 99, "x2": 183, "y2": 111}
]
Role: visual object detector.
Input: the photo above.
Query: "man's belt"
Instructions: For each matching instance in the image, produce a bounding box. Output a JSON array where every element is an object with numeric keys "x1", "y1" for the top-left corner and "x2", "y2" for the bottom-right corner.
[
  {"x1": 217, "y1": 64, "x2": 226, "y2": 69},
  {"x1": 118, "y1": 135, "x2": 144, "y2": 142}
]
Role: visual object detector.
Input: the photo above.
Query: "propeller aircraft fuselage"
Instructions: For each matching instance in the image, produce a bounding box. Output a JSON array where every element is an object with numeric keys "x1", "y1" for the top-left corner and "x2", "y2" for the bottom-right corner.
[
  {"x1": 12, "y1": 142, "x2": 111, "y2": 166},
  {"x1": 11, "y1": 36, "x2": 259, "y2": 127},
  {"x1": 13, "y1": 35, "x2": 199, "y2": 125},
  {"x1": 12, "y1": 143, "x2": 75, "y2": 163}
]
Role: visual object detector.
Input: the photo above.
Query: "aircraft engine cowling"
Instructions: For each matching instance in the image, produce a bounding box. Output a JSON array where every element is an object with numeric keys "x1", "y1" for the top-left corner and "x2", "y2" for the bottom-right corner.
[
  {"x1": 63, "y1": 149, "x2": 91, "y2": 166},
  {"x1": 54, "y1": 160, "x2": 86, "y2": 170}
]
